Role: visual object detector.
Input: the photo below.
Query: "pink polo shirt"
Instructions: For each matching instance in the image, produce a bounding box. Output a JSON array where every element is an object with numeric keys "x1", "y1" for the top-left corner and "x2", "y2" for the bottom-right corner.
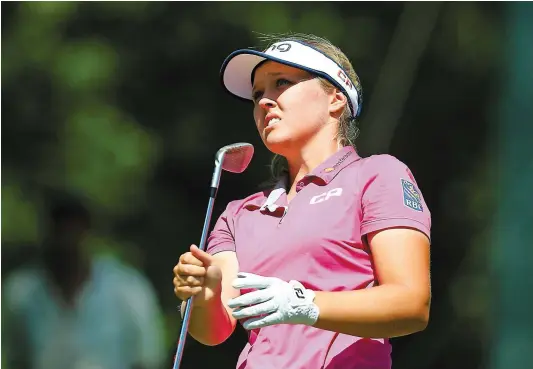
[{"x1": 206, "y1": 146, "x2": 431, "y2": 369}]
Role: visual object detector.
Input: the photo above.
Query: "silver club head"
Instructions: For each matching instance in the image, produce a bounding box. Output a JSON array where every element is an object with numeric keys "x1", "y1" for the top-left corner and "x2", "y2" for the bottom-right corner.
[{"x1": 215, "y1": 142, "x2": 254, "y2": 173}]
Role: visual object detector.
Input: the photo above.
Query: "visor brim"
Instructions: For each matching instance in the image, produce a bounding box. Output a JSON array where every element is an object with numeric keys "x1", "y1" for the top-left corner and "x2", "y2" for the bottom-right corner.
[{"x1": 220, "y1": 49, "x2": 330, "y2": 101}]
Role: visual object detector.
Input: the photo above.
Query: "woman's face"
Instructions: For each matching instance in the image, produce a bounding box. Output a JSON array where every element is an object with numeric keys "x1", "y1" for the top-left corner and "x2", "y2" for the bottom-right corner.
[{"x1": 252, "y1": 61, "x2": 337, "y2": 155}]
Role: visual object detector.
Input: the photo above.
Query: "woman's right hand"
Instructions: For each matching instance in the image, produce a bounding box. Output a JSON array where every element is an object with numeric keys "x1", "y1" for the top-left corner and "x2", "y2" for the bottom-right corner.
[{"x1": 173, "y1": 245, "x2": 223, "y2": 307}]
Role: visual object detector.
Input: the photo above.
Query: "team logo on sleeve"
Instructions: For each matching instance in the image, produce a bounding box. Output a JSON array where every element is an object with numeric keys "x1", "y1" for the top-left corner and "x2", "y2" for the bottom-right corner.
[{"x1": 401, "y1": 179, "x2": 423, "y2": 212}]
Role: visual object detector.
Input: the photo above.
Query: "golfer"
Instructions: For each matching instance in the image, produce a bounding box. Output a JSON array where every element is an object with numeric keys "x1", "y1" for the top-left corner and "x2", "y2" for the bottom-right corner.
[{"x1": 173, "y1": 33, "x2": 431, "y2": 369}]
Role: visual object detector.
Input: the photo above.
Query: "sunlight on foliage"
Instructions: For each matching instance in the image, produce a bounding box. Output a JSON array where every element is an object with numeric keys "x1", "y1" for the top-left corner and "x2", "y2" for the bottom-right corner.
[
  {"x1": 93, "y1": 1, "x2": 158, "y2": 17},
  {"x1": 247, "y1": 3, "x2": 292, "y2": 36},
  {"x1": 1, "y1": 184, "x2": 39, "y2": 244},
  {"x1": 294, "y1": 6, "x2": 344, "y2": 43},
  {"x1": 64, "y1": 103, "x2": 159, "y2": 214},
  {"x1": 2, "y1": 2, "x2": 77, "y2": 81},
  {"x1": 54, "y1": 40, "x2": 119, "y2": 92}
]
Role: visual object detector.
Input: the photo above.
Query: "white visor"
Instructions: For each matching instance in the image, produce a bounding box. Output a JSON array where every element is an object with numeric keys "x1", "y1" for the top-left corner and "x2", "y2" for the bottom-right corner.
[{"x1": 220, "y1": 40, "x2": 360, "y2": 118}]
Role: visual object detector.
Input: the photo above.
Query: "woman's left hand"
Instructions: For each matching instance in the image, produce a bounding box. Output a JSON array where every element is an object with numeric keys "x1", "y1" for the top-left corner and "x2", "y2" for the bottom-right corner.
[{"x1": 227, "y1": 272, "x2": 319, "y2": 330}]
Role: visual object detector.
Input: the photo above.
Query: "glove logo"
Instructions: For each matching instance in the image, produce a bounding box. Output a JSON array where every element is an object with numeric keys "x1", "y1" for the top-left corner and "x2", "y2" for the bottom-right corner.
[{"x1": 294, "y1": 287, "x2": 305, "y2": 299}]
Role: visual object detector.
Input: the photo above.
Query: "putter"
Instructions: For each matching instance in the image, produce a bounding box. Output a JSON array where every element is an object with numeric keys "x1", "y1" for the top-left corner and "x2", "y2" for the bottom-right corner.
[{"x1": 173, "y1": 142, "x2": 254, "y2": 369}]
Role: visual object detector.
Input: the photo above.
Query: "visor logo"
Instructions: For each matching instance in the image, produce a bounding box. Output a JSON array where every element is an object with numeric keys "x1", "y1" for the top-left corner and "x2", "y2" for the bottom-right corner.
[
  {"x1": 337, "y1": 70, "x2": 353, "y2": 90},
  {"x1": 270, "y1": 43, "x2": 292, "y2": 53}
]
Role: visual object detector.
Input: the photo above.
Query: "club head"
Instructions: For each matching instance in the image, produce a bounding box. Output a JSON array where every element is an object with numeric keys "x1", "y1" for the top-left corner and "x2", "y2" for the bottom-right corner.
[{"x1": 215, "y1": 143, "x2": 254, "y2": 173}]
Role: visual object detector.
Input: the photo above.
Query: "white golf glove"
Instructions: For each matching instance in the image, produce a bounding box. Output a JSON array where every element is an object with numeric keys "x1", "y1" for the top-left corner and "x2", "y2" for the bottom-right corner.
[{"x1": 227, "y1": 272, "x2": 320, "y2": 330}]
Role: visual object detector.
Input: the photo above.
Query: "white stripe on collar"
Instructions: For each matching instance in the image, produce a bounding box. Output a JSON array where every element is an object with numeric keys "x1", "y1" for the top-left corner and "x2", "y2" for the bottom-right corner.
[{"x1": 260, "y1": 176, "x2": 288, "y2": 212}]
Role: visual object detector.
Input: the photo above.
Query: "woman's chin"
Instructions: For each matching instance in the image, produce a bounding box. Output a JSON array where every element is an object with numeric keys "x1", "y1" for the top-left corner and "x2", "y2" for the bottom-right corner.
[{"x1": 263, "y1": 133, "x2": 292, "y2": 154}]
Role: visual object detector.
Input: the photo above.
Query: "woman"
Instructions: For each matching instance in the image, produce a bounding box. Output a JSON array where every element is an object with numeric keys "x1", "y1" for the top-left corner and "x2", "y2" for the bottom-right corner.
[{"x1": 173, "y1": 33, "x2": 431, "y2": 369}]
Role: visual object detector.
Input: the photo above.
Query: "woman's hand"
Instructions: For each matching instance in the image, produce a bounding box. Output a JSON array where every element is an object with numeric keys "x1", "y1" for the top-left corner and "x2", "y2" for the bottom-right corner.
[
  {"x1": 228, "y1": 272, "x2": 319, "y2": 330},
  {"x1": 173, "y1": 245, "x2": 223, "y2": 307}
]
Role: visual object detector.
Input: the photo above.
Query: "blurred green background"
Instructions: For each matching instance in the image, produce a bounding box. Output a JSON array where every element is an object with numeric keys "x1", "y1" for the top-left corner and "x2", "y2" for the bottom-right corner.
[{"x1": 2, "y1": 2, "x2": 532, "y2": 369}]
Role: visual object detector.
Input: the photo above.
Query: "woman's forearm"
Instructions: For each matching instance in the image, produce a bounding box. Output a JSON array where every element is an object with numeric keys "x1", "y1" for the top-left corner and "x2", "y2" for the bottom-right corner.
[
  {"x1": 181, "y1": 296, "x2": 235, "y2": 346},
  {"x1": 312, "y1": 284, "x2": 430, "y2": 338}
]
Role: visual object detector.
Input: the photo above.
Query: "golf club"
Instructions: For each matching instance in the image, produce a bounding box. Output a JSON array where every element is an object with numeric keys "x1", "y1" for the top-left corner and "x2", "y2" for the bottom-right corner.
[{"x1": 172, "y1": 142, "x2": 254, "y2": 369}]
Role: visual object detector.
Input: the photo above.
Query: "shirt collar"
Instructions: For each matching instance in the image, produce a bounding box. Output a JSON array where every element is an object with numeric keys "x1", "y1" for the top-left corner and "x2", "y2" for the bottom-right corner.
[
  {"x1": 259, "y1": 175, "x2": 288, "y2": 213},
  {"x1": 313, "y1": 145, "x2": 360, "y2": 180},
  {"x1": 258, "y1": 146, "x2": 361, "y2": 209}
]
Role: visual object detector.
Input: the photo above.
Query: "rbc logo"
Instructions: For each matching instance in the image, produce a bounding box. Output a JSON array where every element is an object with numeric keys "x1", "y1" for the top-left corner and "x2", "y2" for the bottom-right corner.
[
  {"x1": 310, "y1": 188, "x2": 343, "y2": 204},
  {"x1": 405, "y1": 198, "x2": 422, "y2": 211},
  {"x1": 401, "y1": 179, "x2": 423, "y2": 212}
]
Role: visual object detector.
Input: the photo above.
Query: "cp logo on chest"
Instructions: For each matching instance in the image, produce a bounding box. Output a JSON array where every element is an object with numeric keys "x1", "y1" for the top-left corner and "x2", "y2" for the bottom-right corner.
[{"x1": 309, "y1": 188, "x2": 343, "y2": 205}]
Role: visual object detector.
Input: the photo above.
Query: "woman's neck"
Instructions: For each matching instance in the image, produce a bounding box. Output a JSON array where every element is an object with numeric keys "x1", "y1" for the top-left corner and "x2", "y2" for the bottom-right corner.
[{"x1": 286, "y1": 136, "x2": 340, "y2": 201}]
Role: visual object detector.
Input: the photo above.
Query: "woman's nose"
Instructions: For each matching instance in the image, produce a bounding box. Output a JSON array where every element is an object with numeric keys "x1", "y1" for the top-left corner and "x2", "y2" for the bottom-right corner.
[{"x1": 258, "y1": 97, "x2": 276, "y2": 110}]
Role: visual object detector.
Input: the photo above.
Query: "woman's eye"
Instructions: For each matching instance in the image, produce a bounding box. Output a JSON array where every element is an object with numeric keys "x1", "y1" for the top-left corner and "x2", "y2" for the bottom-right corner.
[
  {"x1": 276, "y1": 78, "x2": 291, "y2": 87},
  {"x1": 252, "y1": 90, "x2": 263, "y2": 102},
  {"x1": 252, "y1": 79, "x2": 291, "y2": 102}
]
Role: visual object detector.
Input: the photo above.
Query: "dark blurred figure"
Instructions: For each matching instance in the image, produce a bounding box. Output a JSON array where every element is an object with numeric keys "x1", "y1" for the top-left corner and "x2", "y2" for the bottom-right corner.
[
  {"x1": 42, "y1": 199, "x2": 93, "y2": 308},
  {"x1": 2, "y1": 195, "x2": 166, "y2": 369}
]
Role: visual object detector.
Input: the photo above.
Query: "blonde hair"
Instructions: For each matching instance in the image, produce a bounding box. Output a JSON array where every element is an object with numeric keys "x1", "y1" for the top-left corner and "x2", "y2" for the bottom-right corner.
[{"x1": 255, "y1": 32, "x2": 363, "y2": 182}]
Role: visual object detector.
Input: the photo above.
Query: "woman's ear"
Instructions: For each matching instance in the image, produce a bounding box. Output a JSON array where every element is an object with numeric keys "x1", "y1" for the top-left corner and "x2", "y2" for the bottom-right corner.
[{"x1": 329, "y1": 89, "x2": 348, "y2": 118}]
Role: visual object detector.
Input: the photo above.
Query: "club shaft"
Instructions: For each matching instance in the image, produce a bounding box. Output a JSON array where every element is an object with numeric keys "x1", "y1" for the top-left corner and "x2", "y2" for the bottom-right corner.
[{"x1": 172, "y1": 189, "x2": 218, "y2": 369}]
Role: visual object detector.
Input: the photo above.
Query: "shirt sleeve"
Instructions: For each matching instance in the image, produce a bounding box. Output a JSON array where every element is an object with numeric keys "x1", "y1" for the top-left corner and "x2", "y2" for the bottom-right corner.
[
  {"x1": 206, "y1": 200, "x2": 241, "y2": 255},
  {"x1": 359, "y1": 155, "x2": 431, "y2": 240}
]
